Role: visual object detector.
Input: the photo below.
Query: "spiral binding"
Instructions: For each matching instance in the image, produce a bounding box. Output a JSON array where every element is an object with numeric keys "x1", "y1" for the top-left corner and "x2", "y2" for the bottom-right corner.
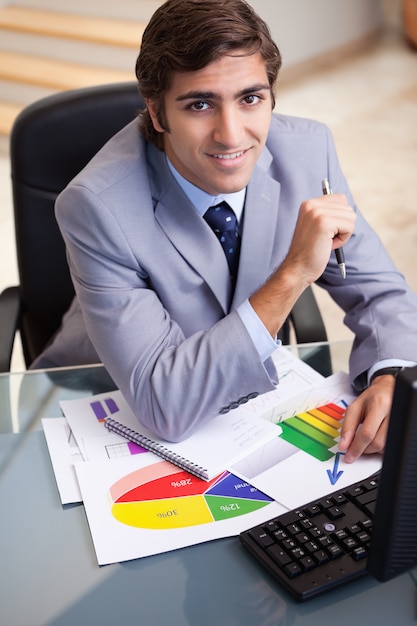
[{"x1": 104, "y1": 418, "x2": 209, "y2": 480}]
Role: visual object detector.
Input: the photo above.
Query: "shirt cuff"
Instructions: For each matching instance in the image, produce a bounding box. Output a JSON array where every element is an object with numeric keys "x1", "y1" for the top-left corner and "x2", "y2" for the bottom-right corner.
[
  {"x1": 367, "y1": 359, "x2": 416, "y2": 386},
  {"x1": 236, "y1": 299, "x2": 280, "y2": 363}
]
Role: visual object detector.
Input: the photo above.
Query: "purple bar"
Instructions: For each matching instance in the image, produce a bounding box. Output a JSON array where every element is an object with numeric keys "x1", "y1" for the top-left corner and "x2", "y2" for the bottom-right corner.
[
  {"x1": 128, "y1": 442, "x2": 148, "y2": 455},
  {"x1": 90, "y1": 401, "x2": 107, "y2": 421},
  {"x1": 105, "y1": 398, "x2": 119, "y2": 415}
]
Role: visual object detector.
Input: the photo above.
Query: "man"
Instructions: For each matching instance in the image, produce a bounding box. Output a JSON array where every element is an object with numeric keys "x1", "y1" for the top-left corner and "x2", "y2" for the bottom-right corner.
[{"x1": 35, "y1": 0, "x2": 417, "y2": 463}]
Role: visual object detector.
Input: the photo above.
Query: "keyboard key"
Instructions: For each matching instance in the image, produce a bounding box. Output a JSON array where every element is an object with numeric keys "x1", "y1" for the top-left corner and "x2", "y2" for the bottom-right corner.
[
  {"x1": 273, "y1": 527, "x2": 286, "y2": 539},
  {"x1": 304, "y1": 504, "x2": 321, "y2": 517},
  {"x1": 309, "y1": 527, "x2": 323, "y2": 539},
  {"x1": 342, "y1": 536, "x2": 358, "y2": 551},
  {"x1": 291, "y1": 547, "x2": 306, "y2": 560},
  {"x1": 357, "y1": 531, "x2": 371, "y2": 544},
  {"x1": 287, "y1": 522, "x2": 303, "y2": 535},
  {"x1": 313, "y1": 550, "x2": 329, "y2": 565},
  {"x1": 361, "y1": 518, "x2": 373, "y2": 529},
  {"x1": 357, "y1": 491, "x2": 378, "y2": 506},
  {"x1": 264, "y1": 520, "x2": 280, "y2": 533},
  {"x1": 249, "y1": 529, "x2": 274, "y2": 549},
  {"x1": 305, "y1": 540, "x2": 320, "y2": 554},
  {"x1": 327, "y1": 543, "x2": 344, "y2": 559},
  {"x1": 363, "y1": 500, "x2": 376, "y2": 515},
  {"x1": 318, "y1": 536, "x2": 333, "y2": 548},
  {"x1": 333, "y1": 493, "x2": 348, "y2": 505},
  {"x1": 295, "y1": 532, "x2": 311, "y2": 544},
  {"x1": 319, "y1": 498, "x2": 334, "y2": 509},
  {"x1": 279, "y1": 510, "x2": 305, "y2": 526},
  {"x1": 300, "y1": 518, "x2": 315, "y2": 530},
  {"x1": 326, "y1": 506, "x2": 345, "y2": 520},
  {"x1": 348, "y1": 523, "x2": 361, "y2": 534},
  {"x1": 362, "y1": 476, "x2": 379, "y2": 491},
  {"x1": 283, "y1": 562, "x2": 302, "y2": 578},
  {"x1": 300, "y1": 556, "x2": 316, "y2": 571},
  {"x1": 282, "y1": 538, "x2": 296, "y2": 551},
  {"x1": 347, "y1": 485, "x2": 365, "y2": 498},
  {"x1": 351, "y1": 546, "x2": 368, "y2": 561},
  {"x1": 266, "y1": 544, "x2": 292, "y2": 568},
  {"x1": 334, "y1": 529, "x2": 348, "y2": 541}
]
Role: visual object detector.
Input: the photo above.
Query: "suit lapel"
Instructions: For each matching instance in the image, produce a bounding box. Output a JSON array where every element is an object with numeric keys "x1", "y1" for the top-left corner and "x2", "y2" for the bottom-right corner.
[
  {"x1": 149, "y1": 149, "x2": 232, "y2": 312},
  {"x1": 232, "y1": 162, "x2": 281, "y2": 307}
]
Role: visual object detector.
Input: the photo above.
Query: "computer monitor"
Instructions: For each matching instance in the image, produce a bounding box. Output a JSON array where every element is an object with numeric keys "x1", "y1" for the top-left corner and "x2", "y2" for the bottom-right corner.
[{"x1": 368, "y1": 365, "x2": 417, "y2": 581}]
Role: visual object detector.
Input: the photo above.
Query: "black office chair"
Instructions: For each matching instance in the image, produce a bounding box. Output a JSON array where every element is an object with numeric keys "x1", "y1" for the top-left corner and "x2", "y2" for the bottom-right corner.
[
  {"x1": 0, "y1": 82, "x2": 144, "y2": 372},
  {"x1": 0, "y1": 83, "x2": 329, "y2": 374}
]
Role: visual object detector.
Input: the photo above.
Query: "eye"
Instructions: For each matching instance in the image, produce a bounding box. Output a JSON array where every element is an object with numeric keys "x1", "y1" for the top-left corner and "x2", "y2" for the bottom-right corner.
[
  {"x1": 242, "y1": 94, "x2": 261, "y2": 105},
  {"x1": 188, "y1": 101, "x2": 211, "y2": 112}
]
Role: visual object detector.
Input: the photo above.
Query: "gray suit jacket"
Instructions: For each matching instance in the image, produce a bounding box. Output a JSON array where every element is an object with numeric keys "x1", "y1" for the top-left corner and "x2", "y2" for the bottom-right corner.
[{"x1": 37, "y1": 114, "x2": 417, "y2": 440}]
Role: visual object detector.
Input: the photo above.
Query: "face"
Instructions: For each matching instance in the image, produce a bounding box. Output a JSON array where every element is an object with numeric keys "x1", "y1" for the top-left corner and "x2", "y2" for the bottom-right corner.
[{"x1": 146, "y1": 52, "x2": 273, "y2": 196}]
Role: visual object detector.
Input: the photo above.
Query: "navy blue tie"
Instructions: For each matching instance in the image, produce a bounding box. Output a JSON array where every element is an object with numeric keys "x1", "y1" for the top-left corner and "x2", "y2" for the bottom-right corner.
[{"x1": 204, "y1": 202, "x2": 241, "y2": 285}]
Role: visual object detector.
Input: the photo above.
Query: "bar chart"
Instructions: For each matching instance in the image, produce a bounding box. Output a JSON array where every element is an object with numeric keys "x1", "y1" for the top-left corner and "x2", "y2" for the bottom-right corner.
[{"x1": 279, "y1": 403, "x2": 345, "y2": 461}]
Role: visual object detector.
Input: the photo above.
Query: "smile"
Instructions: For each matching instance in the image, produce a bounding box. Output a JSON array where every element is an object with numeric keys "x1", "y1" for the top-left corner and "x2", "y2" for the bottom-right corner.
[{"x1": 212, "y1": 151, "x2": 245, "y2": 160}]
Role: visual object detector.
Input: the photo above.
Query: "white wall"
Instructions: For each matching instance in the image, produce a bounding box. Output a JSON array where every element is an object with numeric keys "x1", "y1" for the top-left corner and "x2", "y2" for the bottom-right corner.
[
  {"x1": 4, "y1": 0, "x2": 383, "y2": 69},
  {"x1": 251, "y1": 0, "x2": 383, "y2": 68}
]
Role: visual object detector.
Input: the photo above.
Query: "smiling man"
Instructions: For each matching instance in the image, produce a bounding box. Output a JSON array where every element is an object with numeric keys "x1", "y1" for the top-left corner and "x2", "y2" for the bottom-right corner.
[
  {"x1": 35, "y1": 0, "x2": 417, "y2": 463},
  {"x1": 146, "y1": 54, "x2": 273, "y2": 195}
]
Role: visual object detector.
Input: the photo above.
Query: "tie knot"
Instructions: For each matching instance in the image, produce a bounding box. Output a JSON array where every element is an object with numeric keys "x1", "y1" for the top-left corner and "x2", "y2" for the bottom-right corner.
[{"x1": 204, "y1": 202, "x2": 237, "y2": 233}]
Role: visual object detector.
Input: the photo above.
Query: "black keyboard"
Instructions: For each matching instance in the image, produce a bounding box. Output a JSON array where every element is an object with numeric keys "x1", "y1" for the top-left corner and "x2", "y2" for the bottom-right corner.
[{"x1": 240, "y1": 473, "x2": 380, "y2": 601}]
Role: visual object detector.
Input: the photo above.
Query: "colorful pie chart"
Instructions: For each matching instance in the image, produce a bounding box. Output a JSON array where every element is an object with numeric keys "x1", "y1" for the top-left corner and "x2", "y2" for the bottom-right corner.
[{"x1": 109, "y1": 461, "x2": 273, "y2": 530}]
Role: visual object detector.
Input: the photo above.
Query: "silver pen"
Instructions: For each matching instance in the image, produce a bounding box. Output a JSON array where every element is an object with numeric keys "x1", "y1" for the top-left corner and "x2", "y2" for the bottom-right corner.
[{"x1": 321, "y1": 178, "x2": 346, "y2": 279}]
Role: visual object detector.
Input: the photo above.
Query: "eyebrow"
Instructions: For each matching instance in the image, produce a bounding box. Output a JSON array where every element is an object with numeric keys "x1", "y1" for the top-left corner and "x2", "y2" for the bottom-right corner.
[{"x1": 175, "y1": 84, "x2": 271, "y2": 102}]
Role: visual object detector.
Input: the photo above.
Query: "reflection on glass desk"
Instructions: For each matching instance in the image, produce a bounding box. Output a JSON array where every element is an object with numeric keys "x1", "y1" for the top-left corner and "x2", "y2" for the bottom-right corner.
[
  {"x1": 1, "y1": 342, "x2": 417, "y2": 626},
  {"x1": 0, "y1": 363, "x2": 117, "y2": 434},
  {"x1": 0, "y1": 342, "x2": 343, "y2": 435}
]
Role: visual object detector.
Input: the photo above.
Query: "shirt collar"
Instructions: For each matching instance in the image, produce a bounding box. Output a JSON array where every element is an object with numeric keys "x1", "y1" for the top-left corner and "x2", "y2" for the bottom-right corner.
[{"x1": 166, "y1": 157, "x2": 246, "y2": 222}]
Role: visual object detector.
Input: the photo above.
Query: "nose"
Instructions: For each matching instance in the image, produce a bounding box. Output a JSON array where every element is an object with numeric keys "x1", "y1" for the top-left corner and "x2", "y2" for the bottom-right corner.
[{"x1": 212, "y1": 106, "x2": 242, "y2": 148}]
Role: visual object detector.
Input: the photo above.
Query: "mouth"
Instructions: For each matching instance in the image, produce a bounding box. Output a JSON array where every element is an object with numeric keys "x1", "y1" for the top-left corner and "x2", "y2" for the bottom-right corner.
[{"x1": 212, "y1": 150, "x2": 245, "y2": 160}]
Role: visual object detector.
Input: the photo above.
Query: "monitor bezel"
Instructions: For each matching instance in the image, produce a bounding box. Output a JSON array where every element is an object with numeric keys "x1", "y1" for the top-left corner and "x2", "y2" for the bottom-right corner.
[{"x1": 367, "y1": 365, "x2": 417, "y2": 581}]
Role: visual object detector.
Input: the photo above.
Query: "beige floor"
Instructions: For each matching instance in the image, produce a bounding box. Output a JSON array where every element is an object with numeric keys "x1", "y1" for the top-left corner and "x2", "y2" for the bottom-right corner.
[{"x1": 1, "y1": 8, "x2": 416, "y2": 371}]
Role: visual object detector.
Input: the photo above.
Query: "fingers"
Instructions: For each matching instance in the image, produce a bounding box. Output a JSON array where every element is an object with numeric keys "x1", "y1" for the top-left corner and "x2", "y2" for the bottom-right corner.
[
  {"x1": 340, "y1": 408, "x2": 388, "y2": 463},
  {"x1": 286, "y1": 193, "x2": 355, "y2": 283},
  {"x1": 298, "y1": 193, "x2": 356, "y2": 245},
  {"x1": 339, "y1": 375, "x2": 395, "y2": 463}
]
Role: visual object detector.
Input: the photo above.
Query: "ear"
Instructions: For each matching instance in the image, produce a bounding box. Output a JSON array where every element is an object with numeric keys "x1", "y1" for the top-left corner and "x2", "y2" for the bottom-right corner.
[{"x1": 145, "y1": 99, "x2": 165, "y2": 133}]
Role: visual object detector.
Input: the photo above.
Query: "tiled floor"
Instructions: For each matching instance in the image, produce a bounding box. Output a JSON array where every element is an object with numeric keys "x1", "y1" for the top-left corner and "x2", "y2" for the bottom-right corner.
[{"x1": 1, "y1": 6, "x2": 416, "y2": 371}]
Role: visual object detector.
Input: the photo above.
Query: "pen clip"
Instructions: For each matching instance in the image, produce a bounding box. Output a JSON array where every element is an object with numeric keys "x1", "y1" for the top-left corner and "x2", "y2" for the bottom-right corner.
[{"x1": 322, "y1": 178, "x2": 332, "y2": 195}]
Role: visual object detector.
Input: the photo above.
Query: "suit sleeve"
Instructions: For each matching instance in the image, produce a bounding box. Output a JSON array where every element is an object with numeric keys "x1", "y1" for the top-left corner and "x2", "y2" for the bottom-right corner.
[{"x1": 318, "y1": 127, "x2": 417, "y2": 389}]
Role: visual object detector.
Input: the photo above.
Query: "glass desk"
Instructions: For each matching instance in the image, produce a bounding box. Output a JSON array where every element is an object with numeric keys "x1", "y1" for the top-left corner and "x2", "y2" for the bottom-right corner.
[{"x1": 1, "y1": 343, "x2": 416, "y2": 626}]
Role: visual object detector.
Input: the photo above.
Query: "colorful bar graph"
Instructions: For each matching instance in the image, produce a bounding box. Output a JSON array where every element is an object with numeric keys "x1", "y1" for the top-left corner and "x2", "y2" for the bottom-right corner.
[
  {"x1": 279, "y1": 403, "x2": 345, "y2": 462},
  {"x1": 90, "y1": 398, "x2": 120, "y2": 422}
]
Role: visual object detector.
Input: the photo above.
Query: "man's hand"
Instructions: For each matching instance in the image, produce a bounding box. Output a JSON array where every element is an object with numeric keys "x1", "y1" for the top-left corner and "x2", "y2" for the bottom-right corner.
[
  {"x1": 281, "y1": 193, "x2": 355, "y2": 287},
  {"x1": 339, "y1": 375, "x2": 396, "y2": 463},
  {"x1": 250, "y1": 192, "x2": 356, "y2": 338}
]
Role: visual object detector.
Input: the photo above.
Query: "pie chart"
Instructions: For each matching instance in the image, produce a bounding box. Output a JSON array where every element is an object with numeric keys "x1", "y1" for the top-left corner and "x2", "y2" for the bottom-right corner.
[{"x1": 109, "y1": 460, "x2": 273, "y2": 530}]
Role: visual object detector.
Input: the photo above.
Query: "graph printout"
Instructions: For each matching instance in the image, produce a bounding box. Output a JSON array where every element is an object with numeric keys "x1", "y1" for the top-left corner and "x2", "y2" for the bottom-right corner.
[
  {"x1": 232, "y1": 393, "x2": 382, "y2": 510},
  {"x1": 75, "y1": 455, "x2": 285, "y2": 565}
]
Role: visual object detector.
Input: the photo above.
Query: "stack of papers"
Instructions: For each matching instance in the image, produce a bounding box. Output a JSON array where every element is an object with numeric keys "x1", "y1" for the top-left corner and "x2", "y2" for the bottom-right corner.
[{"x1": 43, "y1": 348, "x2": 381, "y2": 565}]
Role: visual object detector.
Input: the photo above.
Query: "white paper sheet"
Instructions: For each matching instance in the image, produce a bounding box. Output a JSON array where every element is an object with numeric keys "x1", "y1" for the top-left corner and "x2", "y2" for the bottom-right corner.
[{"x1": 75, "y1": 455, "x2": 285, "y2": 565}]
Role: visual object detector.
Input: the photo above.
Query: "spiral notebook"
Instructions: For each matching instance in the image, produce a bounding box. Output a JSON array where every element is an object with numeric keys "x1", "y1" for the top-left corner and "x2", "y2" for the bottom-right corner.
[
  {"x1": 104, "y1": 391, "x2": 281, "y2": 480},
  {"x1": 60, "y1": 389, "x2": 280, "y2": 481}
]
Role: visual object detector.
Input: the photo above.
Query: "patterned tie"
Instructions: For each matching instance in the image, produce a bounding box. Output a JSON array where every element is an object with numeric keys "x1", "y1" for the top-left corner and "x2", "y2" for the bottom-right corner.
[{"x1": 204, "y1": 202, "x2": 241, "y2": 284}]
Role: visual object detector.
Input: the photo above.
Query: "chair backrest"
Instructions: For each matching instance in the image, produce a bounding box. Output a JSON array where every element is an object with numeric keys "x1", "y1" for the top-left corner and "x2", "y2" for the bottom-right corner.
[{"x1": 10, "y1": 82, "x2": 144, "y2": 366}]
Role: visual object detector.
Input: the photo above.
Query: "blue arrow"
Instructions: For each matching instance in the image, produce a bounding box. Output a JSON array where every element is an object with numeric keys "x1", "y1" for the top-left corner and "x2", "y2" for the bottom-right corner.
[{"x1": 327, "y1": 452, "x2": 345, "y2": 485}]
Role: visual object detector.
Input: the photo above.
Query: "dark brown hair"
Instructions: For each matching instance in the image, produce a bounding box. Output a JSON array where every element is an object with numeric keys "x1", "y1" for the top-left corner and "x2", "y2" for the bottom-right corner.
[{"x1": 136, "y1": 0, "x2": 282, "y2": 149}]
